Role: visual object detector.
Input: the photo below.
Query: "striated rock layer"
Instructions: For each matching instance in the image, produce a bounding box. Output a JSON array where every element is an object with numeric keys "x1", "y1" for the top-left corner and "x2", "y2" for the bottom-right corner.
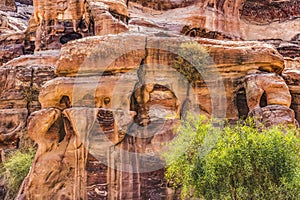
[
  {"x1": 0, "y1": 0, "x2": 299, "y2": 199},
  {"x1": 0, "y1": 0, "x2": 16, "y2": 12},
  {"x1": 16, "y1": 33, "x2": 298, "y2": 199},
  {"x1": 0, "y1": 53, "x2": 57, "y2": 151},
  {"x1": 241, "y1": 0, "x2": 300, "y2": 25},
  {"x1": 283, "y1": 58, "x2": 300, "y2": 123}
]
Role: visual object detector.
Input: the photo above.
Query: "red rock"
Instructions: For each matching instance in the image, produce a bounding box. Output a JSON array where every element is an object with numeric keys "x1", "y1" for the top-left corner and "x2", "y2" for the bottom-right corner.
[
  {"x1": 249, "y1": 105, "x2": 298, "y2": 128},
  {"x1": 282, "y1": 58, "x2": 300, "y2": 123},
  {"x1": 1, "y1": 0, "x2": 299, "y2": 199},
  {"x1": 244, "y1": 73, "x2": 291, "y2": 112},
  {"x1": 0, "y1": 0, "x2": 16, "y2": 12},
  {"x1": 0, "y1": 108, "x2": 27, "y2": 149}
]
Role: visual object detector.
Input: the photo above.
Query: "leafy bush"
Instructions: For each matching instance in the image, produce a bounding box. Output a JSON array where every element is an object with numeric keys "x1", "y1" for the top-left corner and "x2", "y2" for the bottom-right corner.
[
  {"x1": 1, "y1": 148, "x2": 35, "y2": 196},
  {"x1": 163, "y1": 116, "x2": 300, "y2": 199}
]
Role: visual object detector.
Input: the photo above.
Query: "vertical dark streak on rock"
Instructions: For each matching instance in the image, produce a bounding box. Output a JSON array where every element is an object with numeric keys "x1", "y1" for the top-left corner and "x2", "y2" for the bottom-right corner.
[{"x1": 25, "y1": 67, "x2": 34, "y2": 126}]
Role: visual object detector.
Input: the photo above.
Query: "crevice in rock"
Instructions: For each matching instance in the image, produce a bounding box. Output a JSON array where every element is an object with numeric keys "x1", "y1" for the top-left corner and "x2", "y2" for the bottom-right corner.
[
  {"x1": 109, "y1": 9, "x2": 129, "y2": 25},
  {"x1": 180, "y1": 82, "x2": 191, "y2": 119},
  {"x1": 61, "y1": 115, "x2": 75, "y2": 160},
  {"x1": 59, "y1": 95, "x2": 71, "y2": 109},
  {"x1": 236, "y1": 88, "x2": 249, "y2": 119},
  {"x1": 59, "y1": 32, "x2": 83, "y2": 44},
  {"x1": 130, "y1": 37, "x2": 149, "y2": 126},
  {"x1": 181, "y1": 26, "x2": 237, "y2": 40},
  {"x1": 46, "y1": 113, "x2": 65, "y2": 143},
  {"x1": 25, "y1": 67, "x2": 34, "y2": 124},
  {"x1": 260, "y1": 91, "x2": 267, "y2": 108}
]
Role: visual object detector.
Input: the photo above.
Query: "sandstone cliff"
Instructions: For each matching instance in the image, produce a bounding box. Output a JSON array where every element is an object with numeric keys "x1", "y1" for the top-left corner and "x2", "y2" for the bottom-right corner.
[{"x1": 0, "y1": 0, "x2": 299, "y2": 199}]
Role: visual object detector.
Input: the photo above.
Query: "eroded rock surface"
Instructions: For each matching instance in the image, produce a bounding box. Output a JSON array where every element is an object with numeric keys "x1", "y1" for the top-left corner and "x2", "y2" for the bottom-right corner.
[
  {"x1": 0, "y1": 53, "x2": 57, "y2": 154},
  {"x1": 0, "y1": 0, "x2": 299, "y2": 199},
  {"x1": 244, "y1": 73, "x2": 291, "y2": 111},
  {"x1": 32, "y1": 0, "x2": 129, "y2": 51},
  {"x1": 0, "y1": 1, "x2": 33, "y2": 66},
  {"x1": 0, "y1": 0, "x2": 16, "y2": 12},
  {"x1": 244, "y1": 72, "x2": 298, "y2": 127},
  {"x1": 0, "y1": 108, "x2": 27, "y2": 149},
  {"x1": 282, "y1": 58, "x2": 300, "y2": 123},
  {"x1": 55, "y1": 34, "x2": 285, "y2": 120},
  {"x1": 241, "y1": 0, "x2": 300, "y2": 25},
  {"x1": 259, "y1": 40, "x2": 300, "y2": 59},
  {"x1": 17, "y1": 33, "x2": 297, "y2": 199},
  {"x1": 249, "y1": 105, "x2": 298, "y2": 128}
]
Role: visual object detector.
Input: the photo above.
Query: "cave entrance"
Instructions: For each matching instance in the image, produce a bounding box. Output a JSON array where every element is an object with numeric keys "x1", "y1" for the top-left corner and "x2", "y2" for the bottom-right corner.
[{"x1": 260, "y1": 92, "x2": 267, "y2": 107}]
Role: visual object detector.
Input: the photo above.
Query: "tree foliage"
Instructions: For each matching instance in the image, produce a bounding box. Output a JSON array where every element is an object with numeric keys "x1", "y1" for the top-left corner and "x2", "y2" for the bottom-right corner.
[{"x1": 163, "y1": 116, "x2": 300, "y2": 199}]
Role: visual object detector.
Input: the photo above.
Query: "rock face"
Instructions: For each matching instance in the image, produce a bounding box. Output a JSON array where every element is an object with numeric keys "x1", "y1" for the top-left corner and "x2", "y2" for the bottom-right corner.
[
  {"x1": 0, "y1": 1, "x2": 33, "y2": 65},
  {"x1": 0, "y1": 33, "x2": 25, "y2": 66},
  {"x1": 16, "y1": 33, "x2": 297, "y2": 199},
  {"x1": 258, "y1": 40, "x2": 300, "y2": 59},
  {"x1": 30, "y1": 0, "x2": 249, "y2": 51},
  {"x1": 32, "y1": 0, "x2": 129, "y2": 51},
  {"x1": 244, "y1": 72, "x2": 298, "y2": 127},
  {"x1": 241, "y1": 0, "x2": 300, "y2": 25},
  {"x1": 244, "y1": 73, "x2": 291, "y2": 112},
  {"x1": 0, "y1": 53, "x2": 57, "y2": 152},
  {"x1": 0, "y1": 0, "x2": 17, "y2": 12},
  {"x1": 0, "y1": 0, "x2": 299, "y2": 199},
  {"x1": 128, "y1": 0, "x2": 244, "y2": 37},
  {"x1": 16, "y1": 0, "x2": 33, "y2": 5},
  {"x1": 240, "y1": 0, "x2": 300, "y2": 41},
  {"x1": 282, "y1": 58, "x2": 300, "y2": 123}
]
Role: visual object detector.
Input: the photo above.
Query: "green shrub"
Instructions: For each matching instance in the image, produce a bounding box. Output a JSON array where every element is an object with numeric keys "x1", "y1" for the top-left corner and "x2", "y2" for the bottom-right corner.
[
  {"x1": 163, "y1": 116, "x2": 300, "y2": 199},
  {"x1": 1, "y1": 148, "x2": 36, "y2": 196}
]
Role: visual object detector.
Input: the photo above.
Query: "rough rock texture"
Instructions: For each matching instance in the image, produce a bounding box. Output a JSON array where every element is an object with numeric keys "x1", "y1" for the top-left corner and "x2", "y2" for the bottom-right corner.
[
  {"x1": 0, "y1": 2, "x2": 33, "y2": 66},
  {"x1": 0, "y1": 53, "x2": 58, "y2": 109},
  {"x1": 0, "y1": 33, "x2": 25, "y2": 66},
  {"x1": 244, "y1": 73, "x2": 291, "y2": 112},
  {"x1": 0, "y1": 108, "x2": 27, "y2": 149},
  {"x1": 240, "y1": 0, "x2": 300, "y2": 41},
  {"x1": 56, "y1": 34, "x2": 285, "y2": 121},
  {"x1": 249, "y1": 105, "x2": 298, "y2": 128},
  {"x1": 89, "y1": 0, "x2": 129, "y2": 36},
  {"x1": 0, "y1": 0, "x2": 17, "y2": 12},
  {"x1": 16, "y1": 33, "x2": 296, "y2": 199},
  {"x1": 32, "y1": 0, "x2": 88, "y2": 50},
  {"x1": 128, "y1": 0, "x2": 244, "y2": 39},
  {"x1": 259, "y1": 40, "x2": 300, "y2": 59},
  {"x1": 277, "y1": 42, "x2": 300, "y2": 58},
  {"x1": 0, "y1": 2, "x2": 33, "y2": 34},
  {"x1": 16, "y1": 0, "x2": 33, "y2": 5},
  {"x1": 31, "y1": 0, "x2": 249, "y2": 51},
  {"x1": 244, "y1": 72, "x2": 298, "y2": 127},
  {"x1": 0, "y1": 52, "x2": 58, "y2": 152},
  {"x1": 241, "y1": 0, "x2": 300, "y2": 25},
  {"x1": 0, "y1": 0, "x2": 299, "y2": 199},
  {"x1": 282, "y1": 58, "x2": 300, "y2": 123},
  {"x1": 32, "y1": 0, "x2": 129, "y2": 51}
]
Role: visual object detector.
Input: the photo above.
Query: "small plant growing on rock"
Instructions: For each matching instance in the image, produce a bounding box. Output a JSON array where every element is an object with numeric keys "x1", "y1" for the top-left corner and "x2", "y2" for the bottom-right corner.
[
  {"x1": 23, "y1": 85, "x2": 40, "y2": 104},
  {"x1": 1, "y1": 148, "x2": 36, "y2": 198},
  {"x1": 163, "y1": 116, "x2": 300, "y2": 199},
  {"x1": 174, "y1": 42, "x2": 211, "y2": 83}
]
